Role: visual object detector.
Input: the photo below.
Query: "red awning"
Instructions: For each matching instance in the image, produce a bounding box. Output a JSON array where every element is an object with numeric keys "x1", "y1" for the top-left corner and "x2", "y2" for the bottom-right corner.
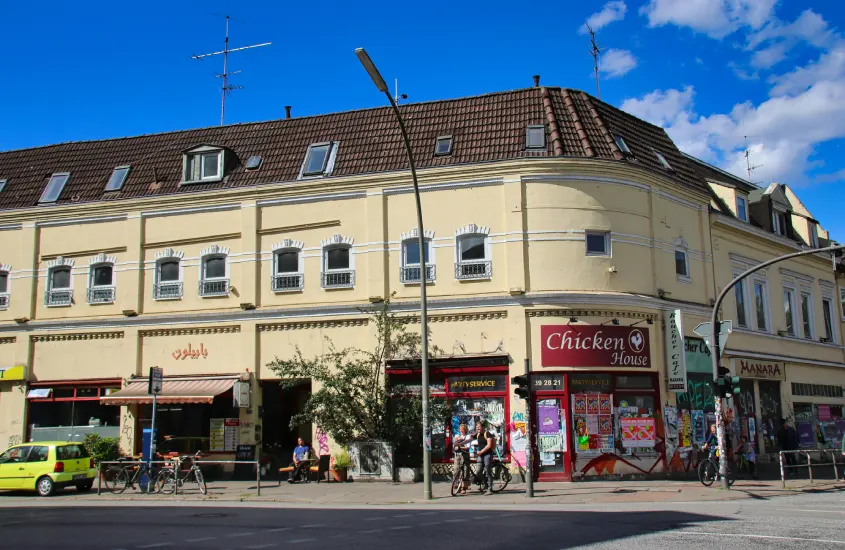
[{"x1": 100, "y1": 377, "x2": 237, "y2": 405}]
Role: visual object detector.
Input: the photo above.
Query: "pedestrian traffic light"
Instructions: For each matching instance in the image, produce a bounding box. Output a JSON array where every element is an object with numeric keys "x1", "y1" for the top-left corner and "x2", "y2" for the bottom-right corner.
[
  {"x1": 712, "y1": 366, "x2": 740, "y2": 399},
  {"x1": 512, "y1": 375, "x2": 530, "y2": 400}
]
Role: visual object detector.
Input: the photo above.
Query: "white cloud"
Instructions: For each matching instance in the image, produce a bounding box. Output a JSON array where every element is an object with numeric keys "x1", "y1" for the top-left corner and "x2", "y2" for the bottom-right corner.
[
  {"x1": 747, "y1": 9, "x2": 837, "y2": 51},
  {"x1": 728, "y1": 62, "x2": 759, "y2": 80},
  {"x1": 600, "y1": 49, "x2": 638, "y2": 78},
  {"x1": 580, "y1": 1, "x2": 627, "y2": 34},
  {"x1": 640, "y1": 0, "x2": 776, "y2": 39},
  {"x1": 750, "y1": 42, "x2": 788, "y2": 69},
  {"x1": 768, "y1": 45, "x2": 845, "y2": 96}
]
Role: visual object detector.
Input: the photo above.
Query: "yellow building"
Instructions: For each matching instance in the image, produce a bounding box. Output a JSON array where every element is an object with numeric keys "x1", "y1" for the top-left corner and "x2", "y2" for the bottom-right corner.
[{"x1": 0, "y1": 84, "x2": 842, "y2": 481}]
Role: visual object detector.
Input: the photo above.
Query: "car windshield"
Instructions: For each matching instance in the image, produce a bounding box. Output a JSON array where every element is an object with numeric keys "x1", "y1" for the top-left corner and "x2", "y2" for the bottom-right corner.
[{"x1": 0, "y1": 446, "x2": 31, "y2": 463}]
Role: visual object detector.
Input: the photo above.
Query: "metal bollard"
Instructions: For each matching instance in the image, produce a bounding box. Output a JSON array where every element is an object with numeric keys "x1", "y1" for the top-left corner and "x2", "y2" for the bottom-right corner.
[
  {"x1": 832, "y1": 450, "x2": 839, "y2": 482},
  {"x1": 97, "y1": 463, "x2": 102, "y2": 495},
  {"x1": 256, "y1": 461, "x2": 261, "y2": 496},
  {"x1": 779, "y1": 451, "x2": 786, "y2": 488},
  {"x1": 806, "y1": 451, "x2": 813, "y2": 483}
]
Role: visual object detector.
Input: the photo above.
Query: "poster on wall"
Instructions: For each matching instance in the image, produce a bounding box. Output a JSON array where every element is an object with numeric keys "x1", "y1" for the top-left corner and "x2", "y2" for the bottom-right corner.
[
  {"x1": 599, "y1": 435, "x2": 614, "y2": 453},
  {"x1": 574, "y1": 395, "x2": 587, "y2": 415},
  {"x1": 586, "y1": 415, "x2": 599, "y2": 435},
  {"x1": 511, "y1": 422, "x2": 527, "y2": 452},
  {"x1": 224, "y1": 418, "x2": 240, "y2": 451},
  {"x1": 691, "y1": 410, "x2": 705, "y2": 444},
  {"x1": 538, "y1": 405, "x2": 561, "y2": 435},
  {"x1": 210, "y1": 418, "x2": 225, "y2": 452},
  {"x1": 599, "y1": 416, "x2": 613, "y2": 435},
  {"x1": 559, "y1": 417, "x2": 568, "y2": 453},
  {"x1": 539, "y1": 434, "x2": 563, "y2": 453},
  {"x1": 663, "y1": 406, "x2": 679, "y2": 460},
  {"x1": 599, "y1": 394, "x2": 612, "y2": 415},
  {"x1": 540, "y1": 452, "x2": 556, "y2": 465},
  {"x1": 681, "y1": 411, "x2": 692, "y2": 449},
  {"x1": 587, "y1": 395, "x2": 600, "y2": 414},
  {"x1": 620, "y1": 418, "x2": 656, "y2": 448},
  {"x1": 797, "y1": 422, "x2": 815, "y2": 448}
]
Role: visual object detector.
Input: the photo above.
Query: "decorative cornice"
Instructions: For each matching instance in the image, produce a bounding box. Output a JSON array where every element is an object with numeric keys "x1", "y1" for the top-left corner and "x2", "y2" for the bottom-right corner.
[
  {"x1": 819, "y1": 279, "x2": 836, "y2": 290},
  {"x1": 779, "y1": 268, "x2": 814, "y2": 283},
  {"x1": 383, "y1": 178, "x2": 503, "y2": 196},
  {"x1": 401, "y1": 311, "x2": 507, "y2": 324},
  {"x1": 401, "y1": 228, "x2": 435, "y2": 241},
  {"x1": 142, "y1": 203, "x2": 241, "y2": 219},
  {"x1": 526, "y1": 309, "x2": 658, "y2": 320},
  {"x1": 272, "y1": 239, "x2": 304, "y2": 251},
  {"x1": 89, "y1": 253, "x2": 117, "y2": 266},
  {"x1": 140, "y1": 326, "x2": 240, "y2": 337},
  {"x1": 320, "y1": 234, "x2": 354, "y2": 247},
  {"x1": 258, "y1": 319, "x2": 368, "y2": 331},
  {"x1": 200, "y1": 244, "x2": 230, "y2": 257},
  {"x1": 47, "y1": 256, "x2": 74, "y2": 268},
  {"x1": 155, "y1": 248, "x2": 184, "y2": 260},
  {"x1": 37, "y1": 214, "x2": 127, "y2": 228},
  {"x1": 0, "y1": 336, "x2": 15, "y2": 344},
  {"x1": 455, "y1": 224, "x2": 490, "y2": 237},
  {"x1": 258, "y1": 191, "x2": 366, "y2": 207},
  {"x1": 31, "y1": 331, "x2": 123, "y2": 342}
]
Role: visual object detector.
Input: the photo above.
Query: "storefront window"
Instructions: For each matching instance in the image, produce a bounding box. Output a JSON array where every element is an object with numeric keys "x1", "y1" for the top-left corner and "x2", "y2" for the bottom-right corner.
[
  {"x1": 758, "y1": 380, "x2": 782, "y2": 453},
  {"x1": 616, "y1": 394, "x2": 657, "y2": 456},
  {"x1": 139, "y1": 392, "x2": 237, "y2": 454},
  {"x1": 451, "y1": 397, "x2": 507, "y2": 457},
  {"x1": 735, "y1": 379, "x2": 758, "y2": 453},
  {"x1": 536, "y1": 398, "x2": 566, "y2": 472}
]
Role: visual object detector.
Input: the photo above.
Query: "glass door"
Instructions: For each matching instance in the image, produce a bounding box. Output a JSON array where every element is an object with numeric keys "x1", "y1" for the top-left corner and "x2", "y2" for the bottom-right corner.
[{"x1": 535, "y1": 397, "x2": 569, "y2": 479}]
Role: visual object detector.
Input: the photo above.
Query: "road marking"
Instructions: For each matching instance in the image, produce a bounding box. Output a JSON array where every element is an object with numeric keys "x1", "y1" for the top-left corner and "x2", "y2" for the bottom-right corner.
[
  {"x1": 267, "y1": 528, "x2": 292, "y2": 533},
  {"x1": 137, "y1": 544, "x2": 171, "y2": 549},
  {"x1": 364, "y1": 516, "x2": 386, "y2": 521},
  {"x1": 443, "y1": 519, "x2": 463, "y2": 523},
  {"x1": 388, "y1": 525, "x2": 411, "y2": 530},
  {"x1": 392, "y1": 514, "x2": 412, "y2": 518},
  {"x1": 246, "y1": 545, "x2": 277, "y2": 549},
  {"x1": 227, "y1": 532, "x2": 256, "y2": 537},
  {"x1": 418, "y1": 512, "x2": 438, "y2": 516},
  {"x1": 285, "y1": 539, "x2": 316, "y2": 544},
  {"x1": 299, "y1": 524, "x2": 325, "y2": 528},
  {"x1": 687, "y1": 532, "x2": 845, "y2": 545},
  {"x1": 472, "y1": 516, "x2": 490, "y2": 520},
  {"x1": 185, "y1": 537, "x2": 215, "y2": 543},
  {"x1": 776, "y1": 508, "x2": 845, "y2": 514},
  {"x1": 360, "y1": 529, "x2": 384, "y2": 534}
]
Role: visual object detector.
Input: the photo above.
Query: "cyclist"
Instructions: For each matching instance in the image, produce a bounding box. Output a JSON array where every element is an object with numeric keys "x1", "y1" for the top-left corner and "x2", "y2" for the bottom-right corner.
[
  {"x1": 473, "y1": 421, "x2": 496, "y2": 496},
  {"x1": 452, "y1": 423, "x2": 471, "y2": 495}
]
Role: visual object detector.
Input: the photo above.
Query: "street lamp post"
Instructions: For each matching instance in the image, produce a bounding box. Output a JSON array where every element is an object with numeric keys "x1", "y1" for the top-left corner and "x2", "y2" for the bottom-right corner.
[
  {"x1": 355, "y1": 48, "x2": 433, "y2": 500},
  {"x1": 709, "y1": 244, "x2": 844, "y2": 489}
]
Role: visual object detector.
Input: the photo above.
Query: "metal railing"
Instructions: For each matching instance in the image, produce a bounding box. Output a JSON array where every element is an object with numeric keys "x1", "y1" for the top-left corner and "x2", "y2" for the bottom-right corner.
[
  {"x1": 271, "y1": 273, "x2": 304, "y2": 292},
  {"x1": 455, "y1": 260, "x2": 492, "y2": 280},
  {"x1": 778, "y1": 448, "x2": 842, "y2": 488},
  {"x1": 97, "y1": 458, "x2": 262, "y2": 496},
  {"x1": 153, "y1": 282, "x2": 183, "y2": 300},
  {"x1": 400, "y1": 265, "x2": 436, "y2": 284},
  {"x1": 0, "y1": 292, "x2": 8, "y2": 310},
  {"x1": 44, "y1": 288, "x2": 73, "y2": 307},
  {"x1": 321, "y1": 270, "x2": 355, "y2": 289},
  {"x1": 199, "y1": 279, "x2": 230, "y2": 297},
  {"x1": 87, "y1": 286, "x2": 116, "y2": 304}
]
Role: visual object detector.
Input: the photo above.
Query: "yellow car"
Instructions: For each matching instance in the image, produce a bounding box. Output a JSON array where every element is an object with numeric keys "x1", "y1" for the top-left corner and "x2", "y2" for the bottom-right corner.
[{"x1": 0, "y1": 441, "x2": 97, "y2": 496}]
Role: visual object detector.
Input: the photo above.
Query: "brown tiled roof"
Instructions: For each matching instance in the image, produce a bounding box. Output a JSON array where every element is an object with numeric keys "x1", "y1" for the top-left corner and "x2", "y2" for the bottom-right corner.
[
  {"x1": 0, "y1": 87, "x2": 707, "y2": 211},
  {"x1": 683, "y1": 153, "x2": 758, "y2": 192}
]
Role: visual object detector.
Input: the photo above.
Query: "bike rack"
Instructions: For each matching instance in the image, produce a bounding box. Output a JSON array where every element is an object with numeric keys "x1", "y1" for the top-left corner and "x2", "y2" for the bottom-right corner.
[
  {"x1": 97, "y1": 458, "x2": 262, "y2": 496},
  {"x1": 778, "y1": 448, "x2": 841, "y2": 488}
]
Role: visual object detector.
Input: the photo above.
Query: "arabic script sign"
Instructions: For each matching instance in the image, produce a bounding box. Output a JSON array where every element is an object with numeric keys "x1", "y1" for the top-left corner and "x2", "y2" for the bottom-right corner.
[
  {"x1": 541, "y1": 325, "x2": 651, "y2": 367},
  {"x1": 173, "y1": 343, "x2": 209, "y2": 360}
]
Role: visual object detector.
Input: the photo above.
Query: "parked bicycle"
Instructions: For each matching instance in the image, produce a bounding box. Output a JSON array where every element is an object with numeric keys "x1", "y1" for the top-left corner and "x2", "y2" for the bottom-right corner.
[
  {"x1": 451, "y1": 449, "x2": 512, "y2": 496},
  {"x1": 698, "y1": 448, "x2": 735, "y2": 487},
  {"x1": 103, "y1": 457, "x2": 163, "y2": 494},
  {"x1": 156, "y1": 451, "x2": 207, "y2": 495}
]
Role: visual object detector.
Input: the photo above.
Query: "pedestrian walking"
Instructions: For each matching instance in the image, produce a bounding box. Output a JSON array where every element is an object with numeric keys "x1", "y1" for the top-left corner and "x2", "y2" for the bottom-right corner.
[
  {"x1": 779, "y1": 419, "x2": 799, "y2": 476},
  {"x1": 473, "y1": 422, "x2": 496, "y2": 496},
  {"x1": 452, "y1": 424, "x2": 471, "y2": 495}
]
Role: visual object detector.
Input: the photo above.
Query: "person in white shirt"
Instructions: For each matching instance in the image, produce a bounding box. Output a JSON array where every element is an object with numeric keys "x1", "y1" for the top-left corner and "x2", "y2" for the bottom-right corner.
[{"x1": 452, "y1": 423, "x2": 471, "y2": 494}]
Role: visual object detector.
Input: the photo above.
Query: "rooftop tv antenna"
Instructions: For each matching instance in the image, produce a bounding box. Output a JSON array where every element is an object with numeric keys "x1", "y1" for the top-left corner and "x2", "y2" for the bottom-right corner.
[
  {"x1": 191, "y1": 15, "x2": 271, "y2": 126},
  {"x1": 586, "y1": 23, "x2": 601, "y2": 99},
  {"x1": 744, "y1": 136, "x2": 763, "y2": 182},
  {"x1": 394, "y1": 78, "x2": 408, "y2": 103}
]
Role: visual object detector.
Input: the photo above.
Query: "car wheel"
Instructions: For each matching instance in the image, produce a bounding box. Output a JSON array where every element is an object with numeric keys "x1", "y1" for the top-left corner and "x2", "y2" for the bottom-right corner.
[
  {"x1": 76, "y1": 481, "x2": 94, "y2": 492},
  {"x1": 36, "y1": 476, "x2": 55, "y2": 497}
]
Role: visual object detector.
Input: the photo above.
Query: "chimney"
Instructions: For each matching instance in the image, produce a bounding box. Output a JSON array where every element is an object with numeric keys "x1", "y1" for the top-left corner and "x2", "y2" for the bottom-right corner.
[
  {"x1": 284, "y1": 106, "x2": 292, "y2": 119},
  {"x1": 533, "y1": 75, "x2": 540, "y2": 88}
]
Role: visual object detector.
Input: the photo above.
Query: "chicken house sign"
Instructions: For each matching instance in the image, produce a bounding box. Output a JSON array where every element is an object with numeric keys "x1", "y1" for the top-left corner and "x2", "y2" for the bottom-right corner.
[{"x1": 541, "y1": 325, "x2": 651, "y2": 368}]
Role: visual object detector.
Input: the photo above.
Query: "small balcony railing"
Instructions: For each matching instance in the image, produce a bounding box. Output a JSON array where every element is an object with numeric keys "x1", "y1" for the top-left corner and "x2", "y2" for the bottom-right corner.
[
  {"x1": 321, "y1": 270, "x2": 355, "y2": 289},
  {"x1": 153, "y1": 282, "x2": 183, "y2": 300},
  {"x1": 199, "y1": 278, "x2": 230, "y2": 297},
  {"x1": 400, "y1": 265, "x2": 436, "y2": 284},
  {"x1": 45, "y1": 288, "x2": 73, "y2": 307},
  {"x1": 0, "y1": 293, "x2": 9, "y2": 310},
  {"x1": 87, "y1": 286, "x2": 115, "y2": 304},
  {"x1": 272, "y1": 273, "x2": 304, "y2": 292},
  {"x1": 455, "y1": 260, "x2": 492, "y2": 280}
]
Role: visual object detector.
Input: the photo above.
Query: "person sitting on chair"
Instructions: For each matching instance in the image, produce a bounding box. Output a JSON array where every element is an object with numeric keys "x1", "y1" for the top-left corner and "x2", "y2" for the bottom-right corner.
[{"x1": 288, "y1": 438, "x2": 310, "y2": 483}]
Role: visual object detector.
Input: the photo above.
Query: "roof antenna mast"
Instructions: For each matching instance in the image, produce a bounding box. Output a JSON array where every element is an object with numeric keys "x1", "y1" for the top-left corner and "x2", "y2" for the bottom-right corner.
[
  {"x1": 744, "y1": 135, "x2": 763, "y2": 182},
  {"x1": 587, "y1": 23, "x2": 601, "y2": 99},
  {"x1": 191, "y1": 16, "x2": 271, "y2": 126}
]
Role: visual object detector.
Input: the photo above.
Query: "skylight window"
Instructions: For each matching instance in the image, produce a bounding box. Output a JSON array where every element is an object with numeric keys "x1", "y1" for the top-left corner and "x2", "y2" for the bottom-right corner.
[
  {"x1": 105, "y1": 166, "x2": 130, "y2": 191},
  {"x1": 245, "y1": 155, "x2": 262, "y2": 170},
  {"x1": 614, "y1": 135, "x2": 632, "y2": 156},
  {"x1": 39, "y1": 173, "x2": 70, "y2": 204},
  {"x1": 526, "y1": 126, "x2": 546, "y2": 149},
  {"x1": 435, "y1": 136, "x2": 453, "y2": 156},
  {"x1": 301, "y1": 143, "x2": 335, "y2": 177},
  {"x1": 0, "y1": 179, "x2": 6, "y2": 193},
  {"x1": 654, "y1": 151, "x2": 673, "y2": 171}
]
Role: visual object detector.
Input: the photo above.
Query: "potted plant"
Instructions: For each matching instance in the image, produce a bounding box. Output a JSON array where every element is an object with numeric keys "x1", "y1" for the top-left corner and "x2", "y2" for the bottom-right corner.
[{"x1": 332, "y1": 447, "x2": 352, "y2": 482}]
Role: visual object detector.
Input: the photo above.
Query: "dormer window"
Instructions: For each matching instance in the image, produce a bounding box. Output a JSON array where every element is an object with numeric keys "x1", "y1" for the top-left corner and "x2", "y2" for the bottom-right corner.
[
  {"x1": 301, "y1": 142, "x2": 338, "y2": 178},
  {"x1": 526, "y1": 126, "x2": 546, "y2": 150},
  {"x1": 808, "y1": 222, "x2": 819, "y2": 248},
  {"x1": 182, "y1": 147, "x2": 224, "y2": 184},
  {"x1": 736, "y1": 195, "x2": 748, "y2": 223},
  {"x1": 654, "y1": 151, "x2": 673, "y2": 171},
  {"x1": 105, "y1": 166, "x2": 130, "y2": 191},
  {"x1": 39, "y1": 173, "x2": 70, "y2": 204},
  {"x1": 435, "y1": 136, "x2": 453, "y2": 156},
  {"x1": 773, "y1": 209, "x2": 787, "y2": 236},
  {"x1": 614, "y1": 135, "x2": 632, "y2": 156}
]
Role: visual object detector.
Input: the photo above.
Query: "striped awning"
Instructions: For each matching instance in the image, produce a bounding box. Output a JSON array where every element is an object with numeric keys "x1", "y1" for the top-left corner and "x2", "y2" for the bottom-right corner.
[{"x1": 100, "y1": 377, "x2": 237, "y2": 405}]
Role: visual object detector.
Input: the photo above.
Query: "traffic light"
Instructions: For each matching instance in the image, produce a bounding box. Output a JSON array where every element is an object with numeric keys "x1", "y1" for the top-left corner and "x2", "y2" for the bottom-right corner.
[
  {"x1": 712, "y1": 366, "x2": 740, "y2": 399},
  {"x1": 512, "y1": 375, "x2": 530, "y2": 400}
]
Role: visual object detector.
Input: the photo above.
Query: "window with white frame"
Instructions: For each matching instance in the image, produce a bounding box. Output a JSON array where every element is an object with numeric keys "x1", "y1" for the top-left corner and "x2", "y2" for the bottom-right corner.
[
  {"x1": 45, "y1": 257, "x2": 74, "y2": 307},
  {"x1": 321, "y1": 235, "x2": 354, "y2": 289},
  {"x1": 734, "y1": 276, "x2": 748, "y2": 328},
  {"x1": 822, "y1": 296, "x2": 837, "y2": 343},
  {"x1": 782, "y1": 286, "x2": 796, "y2": 336},
  {"x1": 526, "y1": 126, "x2": 546, "y2": 149},
  {"x1": 87, "y1": 254, "x2": 116, "y2": 304},
  {"x1": 675, "y1": 249, "x2": 690, "y2": 280},
  {"x1": 772, "y1": 209, "x2": 788, "y2": 236},
  {"x1": 753, "y1": 279, "x2": 770, "y2": 332},
  {"x1": 301, "y1": 142, "x2": 338, "y2": 178},
  {"x1": 401, "y1": 230, "x2": 435, "y2": 284},
  {"x1": 808, "y1": 222, "x2": 819, "y2": 248},
  {"x1": 585, "y1": 231, "x2": 610, "y2": 256},
  {"x1": 0, "y1": 265, "x2": 9, "y2": 310},
  {"x1": 199, "y1": 245, "x2": 229, "y2": 297},
  {"x1": 182, "y1": 147, "x2": 224, "y2": 184},
  {"x1": 154, "y1": 248, "x2": 184, "y2": 300},
  {"x1": 105, "y1": 166, "x2": 130, "y2": 192},
  {"x1": 39, "y1": 173, "x2": 71, "y2": 204},
  {"x1": 800, "y1": 290, "x2": 814, "y2": 339},
  {"x1": 272, "y1": 239, "x2": 304, "y2": 292},
  {"x1": 455, "y1": 224, "x2": 491, "y2": 280},
  {"x1": 736, "y1": 195, "x2": 748, "y2": 223}
]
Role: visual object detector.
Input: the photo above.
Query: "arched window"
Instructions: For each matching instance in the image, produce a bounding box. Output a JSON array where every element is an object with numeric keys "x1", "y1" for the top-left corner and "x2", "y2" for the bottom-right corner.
[
  {"x1": 454, "y1": 224, "x2": 492, "y2": 280},
  {"x1": 154, "y1": 248, "x2": 184, "y2": 300},
  {"x1": 87, "y1": 253, "x2": 116, "y2": 304},
  {"x1": 0, "y1": 263, "x2": 10, "y2": 310},
  {"x1": 400, "y1": 229, "x2": 435, "y2": 284},
  {"x1": 272, "y1": 239, "x2": 304, "y2": 292},
  {"x1": 321, "y1": 235, "x2": 355, "y2": 289},
  {"x1": 45, "y1": 256, "x2": 74, "y2": 307},
  {"x1": 199, "y1": 245, "x2": 230, "y2": 297}
]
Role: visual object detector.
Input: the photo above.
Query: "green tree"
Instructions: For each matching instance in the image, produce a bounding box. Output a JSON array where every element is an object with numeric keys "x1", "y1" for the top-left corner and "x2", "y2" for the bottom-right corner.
[{"x1": 266, "y1": 294, "x2": 444, "y2": 448}]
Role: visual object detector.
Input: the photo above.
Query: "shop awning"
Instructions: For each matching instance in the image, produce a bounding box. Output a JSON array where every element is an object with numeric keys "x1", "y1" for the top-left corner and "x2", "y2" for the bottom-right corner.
[{"x1": 100, "y1": 377, "x2": 237, "y2": 405}]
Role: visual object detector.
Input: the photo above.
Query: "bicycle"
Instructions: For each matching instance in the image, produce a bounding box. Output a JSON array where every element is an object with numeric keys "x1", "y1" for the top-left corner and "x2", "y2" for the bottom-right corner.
[
  {"x1": 102, "y1": 457, "x2": 163, "y2": 494},
  {"x1": 451, "y1": 449, "x2": 512, "y2": 496},
  {"x1": 698, "y1": 448, "x2": 735, "y2": 487},
  {"x1": 156, "y1": 451, "x2": 207, "y2": 495}
]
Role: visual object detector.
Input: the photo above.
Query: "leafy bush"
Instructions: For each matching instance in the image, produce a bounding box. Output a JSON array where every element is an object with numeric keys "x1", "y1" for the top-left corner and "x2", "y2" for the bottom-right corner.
[
  {"x1": 333, "y1": 447, "x2": 352, "y2": 470},
  {"x1": 83, "y1": 433, "x2": 121, "y2": 464}
]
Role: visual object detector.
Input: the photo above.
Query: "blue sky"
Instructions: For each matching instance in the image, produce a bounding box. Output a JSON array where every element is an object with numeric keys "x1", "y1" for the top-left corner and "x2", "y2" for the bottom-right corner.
[{"x1": 2, "y1": 1, "x2": 844, "y2": 239}]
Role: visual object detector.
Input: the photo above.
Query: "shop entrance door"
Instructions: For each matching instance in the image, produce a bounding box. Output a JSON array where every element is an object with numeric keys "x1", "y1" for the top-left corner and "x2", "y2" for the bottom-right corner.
[{"x1": 533, "y1": 395, "x2": 571, "y2": 481}]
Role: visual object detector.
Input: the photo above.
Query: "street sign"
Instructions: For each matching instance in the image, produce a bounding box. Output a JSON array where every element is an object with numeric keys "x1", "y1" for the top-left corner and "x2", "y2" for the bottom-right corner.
[
  {"x1": 148, "y1": 366, "x2": 163, "y2": 395},
  {"x1": 693, "y1": 321, "x2": 732, "y2": 351}
]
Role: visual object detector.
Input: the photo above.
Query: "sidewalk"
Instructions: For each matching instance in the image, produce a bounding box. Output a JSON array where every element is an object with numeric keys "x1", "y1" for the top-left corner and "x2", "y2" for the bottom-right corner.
[{"x1": 10, "y1": 477, "x2": 840, "y2": 507}]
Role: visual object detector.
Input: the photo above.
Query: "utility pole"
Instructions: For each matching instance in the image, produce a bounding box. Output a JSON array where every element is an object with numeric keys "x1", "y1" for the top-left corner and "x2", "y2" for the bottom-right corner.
[
  {"x1": 191, "y1": 16, "x2": 271, "y2": 126},
  {"x1": 523, "y1": 359, "x2": 534, "y2": 498},
  {"x1": 587, "y1": 24, "x2": 601, "y2": 99}
]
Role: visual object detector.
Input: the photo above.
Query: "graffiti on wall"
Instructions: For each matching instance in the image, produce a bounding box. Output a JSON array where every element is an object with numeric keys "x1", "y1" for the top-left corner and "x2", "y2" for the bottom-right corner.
[
  {"x1": 316, "y1": 426, "x2": 330, "y2": 456},
  {"x1": 677, "y1": 377, "x2": 715, "y2": 412},
  {"x1": 7, "y1": 434, "x2": 21, "y2": 447}
]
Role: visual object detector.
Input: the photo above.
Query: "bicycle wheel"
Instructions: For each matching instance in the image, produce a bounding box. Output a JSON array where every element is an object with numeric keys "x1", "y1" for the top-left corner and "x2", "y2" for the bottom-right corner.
[
  {"x1": 698, "y1": 459, "x2": 717, "y2": 487},
  {"x1": 103, "y1": 466, "x2": 129, "y2": 494},
  {"x1": 491, "y1": 465, "x2": 511, "y2": 493},
  {"x1": 157, "y1": 469, "x2": 177, "y2": 495},
  {"x1": 194, "y1": 467, "x2": 207, "y2": 495},
  {"x1": 450, "y1": 472, "x2": 464, "y2": 497}
]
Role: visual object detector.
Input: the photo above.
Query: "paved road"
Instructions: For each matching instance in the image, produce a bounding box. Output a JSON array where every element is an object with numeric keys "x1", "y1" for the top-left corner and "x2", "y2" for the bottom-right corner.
[{"x1": 0, "y1": 491, "x2": 843, "y2": 549}]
